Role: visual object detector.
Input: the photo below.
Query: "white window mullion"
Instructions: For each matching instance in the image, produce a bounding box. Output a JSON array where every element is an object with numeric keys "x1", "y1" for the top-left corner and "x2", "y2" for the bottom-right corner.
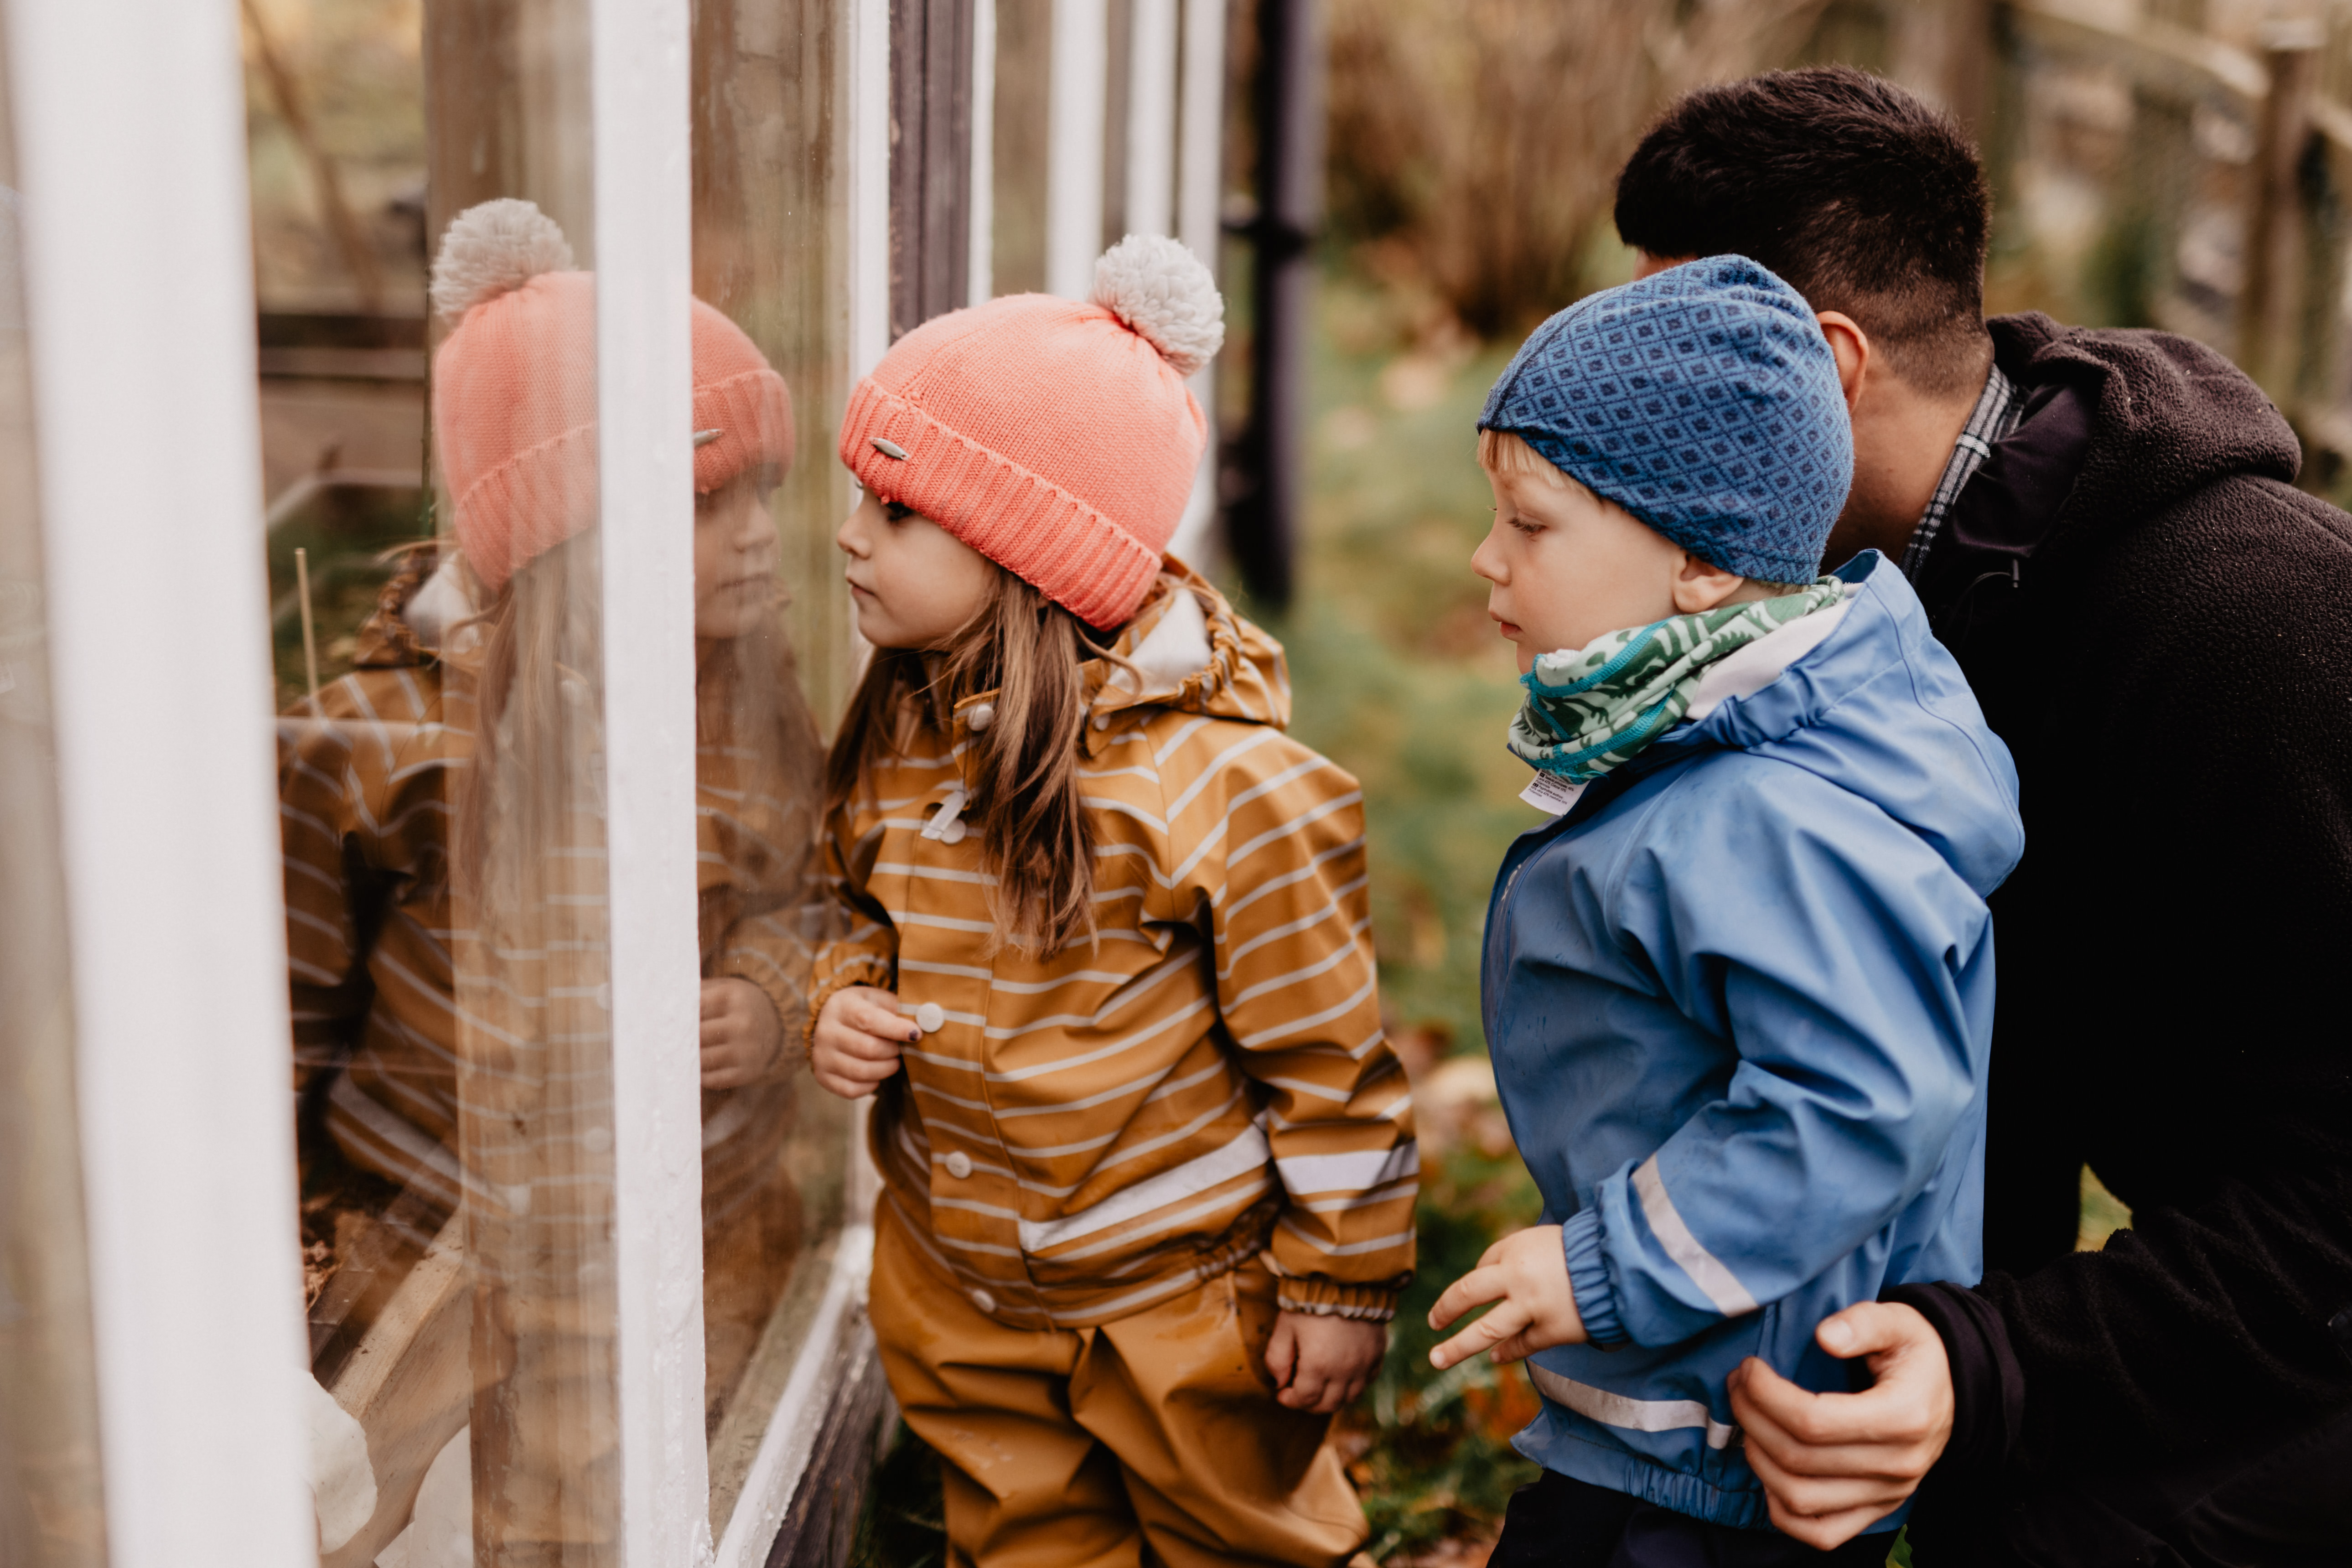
[
  {"x1": 4, "y1": 1, "x2": 314, "y2": 1565},
  {"x1": 851, "y1": 0, "x2": 892, "y2": 374},
  {"x1": 1169, "y1": 0, "x2": 1227, "y2": 565},
  {"x1": 843, "y1": 0, "x2": 888, "y2": 1240},
  {"x1": 1046, "y1": 0, "x2": 1108, "y2": 297},
  {"x1": 1176, "y1": 0, "x2": 1226, "y2": 267},
  {"x1": 970, "y1": 0, "x2": 999, "y2": 306},
  {"x1": 1124, "y1": 0, "x2": 1177, "y2": 238},
  {"x1": 590, "y1": 0, "x2": 708, "y2": 1558}
]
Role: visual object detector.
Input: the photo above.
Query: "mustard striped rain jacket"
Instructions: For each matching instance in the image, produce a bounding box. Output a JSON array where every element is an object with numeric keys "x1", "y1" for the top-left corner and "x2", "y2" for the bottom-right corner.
[{"x1": 812, "y1": 564, "x2": 1418, "y2": 1328}]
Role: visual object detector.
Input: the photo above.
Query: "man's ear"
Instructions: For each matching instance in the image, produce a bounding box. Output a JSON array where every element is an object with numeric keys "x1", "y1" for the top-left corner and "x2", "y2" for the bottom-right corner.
[
  {"x1": 1668, "y1": 550, "x2": 1748, "y2": 615},
  {"x1": 1815, "y1": 311, "x2": 1870, "y2": 416}
]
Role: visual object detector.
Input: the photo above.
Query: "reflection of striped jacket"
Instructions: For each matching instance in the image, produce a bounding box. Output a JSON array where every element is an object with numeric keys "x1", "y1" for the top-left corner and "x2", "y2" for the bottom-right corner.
[
  {"x1": 278, "y1": 549, "x2": 826, "y2": 1223},
  {"x1": 811, "y1": 565, "x2": 1417, "y2": 1327}
]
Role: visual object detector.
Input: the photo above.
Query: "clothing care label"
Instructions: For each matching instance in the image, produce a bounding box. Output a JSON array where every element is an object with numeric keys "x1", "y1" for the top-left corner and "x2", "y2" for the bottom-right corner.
[{"x1": 1520, "y1": 772, "x2": 1588, "y2": 817}]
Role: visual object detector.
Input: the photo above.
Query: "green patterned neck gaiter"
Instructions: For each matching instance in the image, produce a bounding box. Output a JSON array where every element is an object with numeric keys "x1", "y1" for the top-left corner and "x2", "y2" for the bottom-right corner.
[{"x1": 1508, "y1": 578, "x2": 1849, "y2": 784}]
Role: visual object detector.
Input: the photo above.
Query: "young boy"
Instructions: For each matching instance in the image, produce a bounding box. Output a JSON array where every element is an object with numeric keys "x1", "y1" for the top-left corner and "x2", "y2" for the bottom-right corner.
[{"x1": 1426, "y1": 256, "x2": 2024, "y2": 1565}]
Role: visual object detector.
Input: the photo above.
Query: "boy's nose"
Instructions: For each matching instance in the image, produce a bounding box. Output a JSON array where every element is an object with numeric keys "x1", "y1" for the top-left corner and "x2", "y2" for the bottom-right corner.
[{"x1": 1470, "y1": 534, "x2": 1506, "y2": 584}]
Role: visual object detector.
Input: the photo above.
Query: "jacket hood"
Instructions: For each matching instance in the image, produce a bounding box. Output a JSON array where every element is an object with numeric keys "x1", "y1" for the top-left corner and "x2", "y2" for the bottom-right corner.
[
  {"x1": 1649, "y1": 551, "x2": 2023, "y2": 897},
  {"x1": 1990, "y1": 312, "x2": 2300, "y2": 563},
  {"x1": 347, "y1": 544, "x2": 484, "y2": 669},
  {"x1": 1050, "y1": 559, "x2": 1292, "y2": 752}
]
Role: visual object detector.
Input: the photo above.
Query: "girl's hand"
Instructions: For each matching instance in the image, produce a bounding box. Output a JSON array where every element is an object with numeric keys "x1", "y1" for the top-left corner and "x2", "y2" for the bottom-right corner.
[
  {"x1": 811, "y1": 984, "x2": 917, "y2": 1099},
  {"x1": 700, "y1": 978, "x2": 783, "y2": 1090},
  {"x1": 1426, "y1": 1224, "x2": 1587, "y2": 1369},
  {"x1": 1266, "y1": 1312, "x2": 1386, "y2": 1413}
]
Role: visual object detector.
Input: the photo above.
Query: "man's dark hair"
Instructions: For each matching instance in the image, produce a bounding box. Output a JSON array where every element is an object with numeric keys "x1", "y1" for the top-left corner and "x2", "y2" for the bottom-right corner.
[{"x1": 1615, "y1": 67, "x2": 1992, "y2": 397}]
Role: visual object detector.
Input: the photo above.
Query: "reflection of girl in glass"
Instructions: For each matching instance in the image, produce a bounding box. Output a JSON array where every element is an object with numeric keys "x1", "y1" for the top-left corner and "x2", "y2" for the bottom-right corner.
[
  {"x1": 807, "y1": 237, "x2": 1417, "y2": 1567},
  {"x1": 277, "y1": 198, "x2": 825, "y2": 1454}
]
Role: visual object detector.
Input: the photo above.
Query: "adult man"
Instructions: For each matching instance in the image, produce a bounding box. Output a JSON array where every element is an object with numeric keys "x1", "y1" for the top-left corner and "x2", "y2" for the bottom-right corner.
[{"x1": 1608, "y1": 67, "x2": 2352, "y2": 1563}]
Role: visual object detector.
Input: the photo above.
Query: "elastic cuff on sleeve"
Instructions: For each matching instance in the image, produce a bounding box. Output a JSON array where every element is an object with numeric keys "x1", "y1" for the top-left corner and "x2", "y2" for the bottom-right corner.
[
  {"x1": 1274, "y1": 1274, "x2": 1402, "y2": 1323},
  {"x1": 803, "y1": 957, "x2": 897, "y2": 1053},
  {"x1": 1562, "y1": 1209, "x2": 1630, "y2": 1347},
  {"x1": 715, "y1": 965, "x2": 805, "y2": 1081}
]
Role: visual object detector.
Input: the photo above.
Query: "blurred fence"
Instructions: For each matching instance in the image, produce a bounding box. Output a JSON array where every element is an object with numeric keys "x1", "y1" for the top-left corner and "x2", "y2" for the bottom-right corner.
[
  {"x1": 1997, "y1": 0, "x2": 2352, "y2": 485},
  {"x1": 1321, "y1": 0, "x2": 2352, "y2": 495}
]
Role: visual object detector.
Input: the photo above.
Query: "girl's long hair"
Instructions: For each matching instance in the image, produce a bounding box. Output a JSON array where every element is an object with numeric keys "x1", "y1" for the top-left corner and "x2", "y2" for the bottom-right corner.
[{"x1": 824, "y1": 568, "x2": 1102, "y2": 955}]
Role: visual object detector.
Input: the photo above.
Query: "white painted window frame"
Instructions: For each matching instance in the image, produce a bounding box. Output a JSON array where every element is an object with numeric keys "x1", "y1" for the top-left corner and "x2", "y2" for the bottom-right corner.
[
  {"x1": 969, "y1": 0, "x2": 999, "y2": 307},
  {"x1": 1046, "y1": 0, "x2": 1109, "y2": 298},
  {"x1": 1172, "y1": 0, "x2": 1228, "y2": 565},
  {"x1": 591, "y1": 0, "x2": 716, "y2": 1559},
  {"x1": 4, "y1": 3, "x2": 317, "y2": 1567}
]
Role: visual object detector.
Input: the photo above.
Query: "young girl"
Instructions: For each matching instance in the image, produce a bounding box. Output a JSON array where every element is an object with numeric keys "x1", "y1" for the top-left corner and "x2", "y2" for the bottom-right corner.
[{"x1": 808, "y1": 236, "x2": 1416, "y2": 1568}]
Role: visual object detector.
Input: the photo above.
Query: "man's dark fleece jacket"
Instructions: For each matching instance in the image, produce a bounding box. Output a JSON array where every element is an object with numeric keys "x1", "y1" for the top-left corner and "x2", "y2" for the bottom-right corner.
[{"x1": 1884, "y1": 313, "x2": 2352, "y2": 1486}]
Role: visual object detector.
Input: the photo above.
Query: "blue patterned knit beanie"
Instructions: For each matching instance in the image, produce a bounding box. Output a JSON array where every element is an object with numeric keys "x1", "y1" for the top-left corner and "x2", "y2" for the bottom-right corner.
[{"x1": 1477, "y1": 255, "x2": 1851, "y2": 585}]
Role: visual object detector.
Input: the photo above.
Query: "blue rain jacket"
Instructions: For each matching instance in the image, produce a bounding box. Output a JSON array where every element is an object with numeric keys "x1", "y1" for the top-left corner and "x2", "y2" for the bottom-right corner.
[{"x1": 1482, "y1": 552, "x2": 2024, "y2": 1528}]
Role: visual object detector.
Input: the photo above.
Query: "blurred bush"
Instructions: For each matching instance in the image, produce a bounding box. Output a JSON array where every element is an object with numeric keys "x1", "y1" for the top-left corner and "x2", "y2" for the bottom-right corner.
[{"x1": 1323, "y1": 0, "x2": 1833, "y2": 335}]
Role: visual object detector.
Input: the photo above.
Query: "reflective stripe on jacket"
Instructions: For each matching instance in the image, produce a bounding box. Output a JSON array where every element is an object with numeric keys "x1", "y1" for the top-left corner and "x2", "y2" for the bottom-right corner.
[{"x1": 811, "y1": 565, "x2": 1417, "y2": 1327}]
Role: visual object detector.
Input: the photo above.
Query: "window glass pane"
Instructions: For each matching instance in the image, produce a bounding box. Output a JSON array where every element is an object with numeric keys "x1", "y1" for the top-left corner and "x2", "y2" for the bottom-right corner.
[
  {"x1": 689, "y1": 0, "x2": 855, "y2": 1531},
  {"x1": 0, "y1": 12, "x2": 109, "y2": 1562},
  {"x1": 259, "y1": 0, "x2": 627, "y2": 1559},
  {"x1": 259, "y1": 0, "x2": 854, "y2": 1555}
]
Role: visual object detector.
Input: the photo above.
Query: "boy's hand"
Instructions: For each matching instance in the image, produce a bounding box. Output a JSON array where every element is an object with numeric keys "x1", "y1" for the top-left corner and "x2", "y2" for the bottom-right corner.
[
  {"x1": 1266, "y1": 1311, "x2": 1386, "y2": 1413},
  {"x1": 1426, "y1": 1224, "x2": 1587, "y2": 1369},
  {"x1": 700, "y1": 978, "x2": 783, "y2": 1089},
  {"x1": 811, "y1": 984, "x2": 917, "y2": 1099}
]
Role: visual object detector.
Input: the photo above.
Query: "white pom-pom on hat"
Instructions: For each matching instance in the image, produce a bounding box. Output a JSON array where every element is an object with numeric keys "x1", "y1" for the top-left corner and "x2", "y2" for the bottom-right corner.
[
  {"x1": 1091, "y1": 233, "x2": 1225, "y2": 378},
  {"x1": 429, "y1": 198, "x2": 575, "y2": 323}
]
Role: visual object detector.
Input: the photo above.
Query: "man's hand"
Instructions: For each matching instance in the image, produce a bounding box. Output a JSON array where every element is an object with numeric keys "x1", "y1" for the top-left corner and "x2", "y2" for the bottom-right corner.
[
  {"x1": 700, "y1": 978, "x2": 783, "y2": 1089},
  {"x1": 1266, "y1": 1311, "x2": 1386, "y2": 1413},
  {"x1": 1425, "y1": 1225, "x2": 1587, "y2": 1369},
  {"x1": 1726, "y1": 1301, "x2": 1954, "y2": 1550},
  {"x1": 810, "y1": 984, "x2": 917, "y2": 1099}
]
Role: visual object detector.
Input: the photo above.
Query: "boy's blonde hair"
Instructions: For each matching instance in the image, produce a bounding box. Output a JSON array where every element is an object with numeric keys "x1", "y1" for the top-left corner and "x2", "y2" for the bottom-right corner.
[
  {"x1": 1477, "y1": 428, "x2": 1813, "y2": 596},
  {"x1": 1478, "y1": 428, "x2": 1575, "y2": 487}
]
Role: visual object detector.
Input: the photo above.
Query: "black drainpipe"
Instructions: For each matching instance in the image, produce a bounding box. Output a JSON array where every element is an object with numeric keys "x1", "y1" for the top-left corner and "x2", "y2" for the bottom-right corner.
[{"x1": 1224, "y1": 0, "x2": 1320, "y2": 611}]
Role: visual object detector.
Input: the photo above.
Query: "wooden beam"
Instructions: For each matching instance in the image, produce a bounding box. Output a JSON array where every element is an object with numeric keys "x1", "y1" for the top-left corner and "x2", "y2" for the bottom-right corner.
[
  {"x1": 2006, "y1": 0, "x2": 2264, "y2": 104},
  {"x1": 2240, "y1": 20, "x2": 2323, "y2": 390}
]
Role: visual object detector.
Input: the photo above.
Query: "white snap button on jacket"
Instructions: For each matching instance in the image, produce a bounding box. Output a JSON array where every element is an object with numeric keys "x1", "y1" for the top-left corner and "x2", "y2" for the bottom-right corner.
[
  {"x1": 943, "y1": 1151, "x2": 973, "y2": 1179},
  {"x1": 1091, "y1": 712, "x2": 1110, "y2": 730},
  {"x1": 938, "y1": 817, "x2": 968, "y2": 844},
  {"x1": 969, "y1": 1287, "x2": 996, "y2": 1313},
  {"x1": 914, "y1": 1001, "x2": 946, "y2": 1034},
  {"x1": 965, "y1": 702, "x2": 994, "y2": 732}
]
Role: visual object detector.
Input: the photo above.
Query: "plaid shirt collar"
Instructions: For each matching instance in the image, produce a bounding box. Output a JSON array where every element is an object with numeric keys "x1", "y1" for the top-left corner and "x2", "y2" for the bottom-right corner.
[{"x1": 1900, "y1": 363, "x2": 2020, "y2": 580}]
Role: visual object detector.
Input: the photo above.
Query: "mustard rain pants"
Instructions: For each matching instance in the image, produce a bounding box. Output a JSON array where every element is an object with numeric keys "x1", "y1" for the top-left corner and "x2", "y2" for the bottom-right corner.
[{"x1": 870, "y1": 1201, "x2": 1374, "y2": 1568}]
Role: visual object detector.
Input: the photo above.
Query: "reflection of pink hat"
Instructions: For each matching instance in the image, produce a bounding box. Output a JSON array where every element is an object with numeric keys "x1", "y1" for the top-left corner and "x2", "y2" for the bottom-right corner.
[
  {"x1": 428, "y1": 200, "x2": 794, "y2": 593},
  {"x1": 838, "y1": 234, "x2": 1223, "y2": 629}
]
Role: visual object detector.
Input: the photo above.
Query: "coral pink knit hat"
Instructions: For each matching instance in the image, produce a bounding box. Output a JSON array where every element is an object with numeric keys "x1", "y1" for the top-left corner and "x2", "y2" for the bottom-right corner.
[
  {"x1": 429, "y1": 199, "x2": 796, "y2": 594},
  {"x1": 838, "y1": 234, "x2": 1224, "y2": 628}
]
